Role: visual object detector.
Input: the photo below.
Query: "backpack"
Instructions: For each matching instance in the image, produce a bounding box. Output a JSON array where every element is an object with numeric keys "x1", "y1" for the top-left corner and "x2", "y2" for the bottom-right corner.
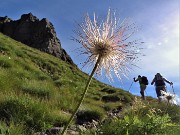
[
  {"x1": 155, "y1": 78, "x2": 165, "y2": 86},
  {"x1": 141, "y1": 76, "x2": 148, "y2": 85},
  {"x1": 155, "y1": 75, "x2": 165, "y2": 86}
]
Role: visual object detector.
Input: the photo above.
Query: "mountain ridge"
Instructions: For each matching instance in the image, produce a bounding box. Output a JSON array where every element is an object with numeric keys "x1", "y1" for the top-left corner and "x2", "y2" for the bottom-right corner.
[{"x1": 0, "y1": 13, "x2": 74, "y2": 65}]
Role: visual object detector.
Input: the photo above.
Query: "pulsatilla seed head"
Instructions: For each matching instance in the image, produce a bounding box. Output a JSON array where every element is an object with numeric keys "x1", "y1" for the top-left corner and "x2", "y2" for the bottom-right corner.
[{"x1": 73, "y1": 9, "x2": 143, "y2": 81}]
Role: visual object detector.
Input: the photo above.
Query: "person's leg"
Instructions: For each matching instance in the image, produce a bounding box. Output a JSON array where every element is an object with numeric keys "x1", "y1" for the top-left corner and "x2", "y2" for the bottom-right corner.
[
  {"x1": 143, "y1": 85, "x2": 147, "y2": 100},
  {"x1": 140, "y1": 85, "x2": 146, "y2": 100},
  {"x1": 156, "y1": 86, "x2": 163, "y2": 103},
  {"x1": 140, "y1": 91, "x2": 145, "y2": 100}
]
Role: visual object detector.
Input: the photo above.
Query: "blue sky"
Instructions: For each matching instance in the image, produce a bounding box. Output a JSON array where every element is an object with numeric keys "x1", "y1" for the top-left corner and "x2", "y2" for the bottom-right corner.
[{"x1": 0, "y1": 0, "x2": 179, "y2": 103}]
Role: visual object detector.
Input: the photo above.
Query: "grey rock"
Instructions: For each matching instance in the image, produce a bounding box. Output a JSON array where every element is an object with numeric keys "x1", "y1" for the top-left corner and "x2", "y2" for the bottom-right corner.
[{"x1": 0, "y1": 13, "x2": 74, "y2": 64}]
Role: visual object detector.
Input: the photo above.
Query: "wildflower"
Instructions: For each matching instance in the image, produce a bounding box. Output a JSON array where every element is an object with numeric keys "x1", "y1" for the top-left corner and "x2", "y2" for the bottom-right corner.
[
  {"x1": 73, "y1": 9, "x2": 143, "y2": 81},
  {"x1": 161, "y1": 90, "x2": 179, "y2": 104},
  {"x1": 61, "y1": 9, "x2": 143, "y2": 135}
]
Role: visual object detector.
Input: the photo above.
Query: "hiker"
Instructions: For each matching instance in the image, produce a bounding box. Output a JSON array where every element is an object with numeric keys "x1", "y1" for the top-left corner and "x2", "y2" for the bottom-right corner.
[
  {"x1": 134, "y1": 75, "x2": 148, "y2": 100},
  {"x1": 151, "y1": 73, "x2": 173, "y2": 102}
]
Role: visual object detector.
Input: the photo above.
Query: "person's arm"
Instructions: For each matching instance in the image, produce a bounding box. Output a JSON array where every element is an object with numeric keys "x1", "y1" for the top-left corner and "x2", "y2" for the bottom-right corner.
[
  {"x1": 151, "y1": 78, "x2": 155, "y2": 85},
  {"x1": 134, "y1": 77, "x2": 138, "y2": 82},
  {"x1": 163, "y1": 78, "x2": 173, "y2": 85}
]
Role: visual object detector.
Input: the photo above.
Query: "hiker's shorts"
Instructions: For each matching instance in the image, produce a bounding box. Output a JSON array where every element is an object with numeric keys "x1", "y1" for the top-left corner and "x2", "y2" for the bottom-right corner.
[{"x1": 155, "y1": 85, "x2": 166, "y2": 97}]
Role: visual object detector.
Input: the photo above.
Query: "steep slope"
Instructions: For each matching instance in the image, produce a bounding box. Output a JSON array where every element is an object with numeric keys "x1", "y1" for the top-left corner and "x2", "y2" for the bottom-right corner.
[
  {"x1": 0, "y1": 13, "x2": 73, "y2": 64},
  {"x1": 0, "y1": 33, "x2": 134, "y2": 133}
]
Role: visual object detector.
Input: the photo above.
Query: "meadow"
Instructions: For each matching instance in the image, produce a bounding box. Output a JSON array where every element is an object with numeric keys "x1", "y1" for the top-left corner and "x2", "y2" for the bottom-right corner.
[{"x1": 0, "y1": 33, "x2": 180, "y2": 134}]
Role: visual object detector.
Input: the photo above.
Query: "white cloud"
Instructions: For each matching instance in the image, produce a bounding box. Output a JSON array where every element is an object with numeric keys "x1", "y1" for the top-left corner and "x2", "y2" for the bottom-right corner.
[
  {"x1": 142, "y1": 45, "x2": 178, "y2": 74},
  {"x1": 137, "y1": 7, "x2": 179, "y2": 77}
]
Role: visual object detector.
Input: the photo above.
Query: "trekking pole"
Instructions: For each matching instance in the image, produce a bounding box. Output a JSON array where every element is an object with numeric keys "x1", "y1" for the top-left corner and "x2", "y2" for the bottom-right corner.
[
  {"x1": 171, "y1": 84, "x2": 175, "y2": 94},
  {"x1": 128, "y1": 81, "x2": 134, "y2": 92},
  {"x1": 145, "y1": 90, "x2": 148, "y2": 96}
]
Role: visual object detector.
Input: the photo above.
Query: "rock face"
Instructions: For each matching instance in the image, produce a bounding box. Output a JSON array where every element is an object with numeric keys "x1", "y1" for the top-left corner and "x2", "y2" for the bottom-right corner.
[{"x1": 0, "y1": 13, "x2": 74, "y2": 64}]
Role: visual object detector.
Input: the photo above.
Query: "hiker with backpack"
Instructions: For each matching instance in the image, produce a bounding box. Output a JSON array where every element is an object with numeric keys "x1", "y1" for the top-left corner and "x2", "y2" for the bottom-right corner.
[
  {"x1": 151, "y1": 73, "x2": 173, "y2": 102},
  {"x1": 134, "y1": 75, "x2": 148, "y2": 100}
]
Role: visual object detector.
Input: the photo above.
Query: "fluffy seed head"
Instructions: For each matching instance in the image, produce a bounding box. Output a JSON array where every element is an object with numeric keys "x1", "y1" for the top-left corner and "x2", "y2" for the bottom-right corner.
[
  {"x1": 161, "y1": 90, "x2": 180, "y2": 104},
  {"x1": 73, "y1": 9, "x2": 143, "y2": 81}
]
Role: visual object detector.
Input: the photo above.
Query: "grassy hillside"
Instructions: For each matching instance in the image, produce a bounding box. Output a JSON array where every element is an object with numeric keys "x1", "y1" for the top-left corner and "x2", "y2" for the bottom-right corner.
[
  {"x1": 0, "y1": 33, "x2": 180, "y2": 135},
  {"x1": 0, "y1": 33, "x2": 134, "y2": 133}
]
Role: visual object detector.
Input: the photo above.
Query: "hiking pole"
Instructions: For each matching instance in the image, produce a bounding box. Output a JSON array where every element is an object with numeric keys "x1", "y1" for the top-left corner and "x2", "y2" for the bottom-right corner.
[
  {"x1": 128, "y1": 81, "x2": 134, "y2": 92},
  {"x1": 171, "y1": 84, "x2": 175, "y2": 94},
  {"x1": 145, "y1": 90, "x2": 148, "y2": 96}
]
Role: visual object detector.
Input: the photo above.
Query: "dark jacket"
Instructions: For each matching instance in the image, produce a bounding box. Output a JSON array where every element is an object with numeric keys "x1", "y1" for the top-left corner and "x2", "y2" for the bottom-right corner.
[{"x1": 151, "y1": 73, "x2": 172, "y2": 87}]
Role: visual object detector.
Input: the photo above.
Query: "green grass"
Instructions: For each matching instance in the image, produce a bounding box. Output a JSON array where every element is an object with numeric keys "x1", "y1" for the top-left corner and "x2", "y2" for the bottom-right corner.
[
  {"x1": 0, "y1": 33, "x2": 180, "y2": 134},
  {"x1": 0, "y1": 121, "x2": 25, "y2": 135},
  {"x1": 0, "y1": 33, "x2": 134, "y2": 133}
]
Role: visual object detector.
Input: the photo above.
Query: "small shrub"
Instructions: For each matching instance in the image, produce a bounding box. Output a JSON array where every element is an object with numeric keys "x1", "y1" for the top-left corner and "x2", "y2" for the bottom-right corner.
[
  {"x1": 37, "y1": 74, "x2": 50, "y2": 81},
  {"x1": 98, "y1": 98, "x2": 175, "y2": 135},
  {"x1": 102, "y1": 95, "x2": 120, "y2": 102},
  {"x1": 15, "y1": 49, "x2": 26, "y2": 58},
  {"x1": 0, "y1": 44, "x2": 11, "y2": 54},
  {"x1": 165, "y1": 124, "x2": 180, "y2": 135},
  {"x1": 22, "y1": 87, "x2": 51, "y2": 99},
  {"x1": 21, "y1": 80, "x2": 54, "y2": 99},
  {"x1": 76, "y1": 110, "x2": 103, "y2": 125},
  {"x1": 153, "y1": 103, "x2": 180, "y2": 123},
  {"x1": 99, "y1": 110, "x2": 171, "y2": 135},
  {"x1": 54, "y1": 79, "x2": 62, "y2": 87},
  {"x1": 0, "y1": 97, "x2": 56, "y2": 131},
  {"x1": 0, "y1": 58, "x2": 13, "y2": 68},
  {"x1": 0, "y1": 121, "x2": 24, "y2": 135},
  {"x1": 103, "y1": 103, "x2": 122, "y2": 112},
  {"x1": 92, "y1": 95, "x2": 100, "y2": 101},
  {"x1": 0, "y1": 69, "x2": 22, "y2": 92},
  {"x1": 101, "y1": 88, "x2": 116, "y2": 94},
  {"x1": 121, "y1": 94, "x2": 134, "y2": 103}
]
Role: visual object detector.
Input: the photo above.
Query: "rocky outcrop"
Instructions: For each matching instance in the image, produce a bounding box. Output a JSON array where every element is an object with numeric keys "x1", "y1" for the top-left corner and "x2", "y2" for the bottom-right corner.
[{"x1": 0, "y1": 13, "x2": 74, "y2": 64}]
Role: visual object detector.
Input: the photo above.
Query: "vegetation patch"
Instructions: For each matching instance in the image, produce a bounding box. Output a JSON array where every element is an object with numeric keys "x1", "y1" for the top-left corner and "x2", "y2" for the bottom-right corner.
[
  {"x1": 21, "y1": 80, "x2": 54, "y2": 99},
  {"x1": 0, "y1": 56, "x2": 13, "y2": 68},
  {"x1": 101, "y1": 87, "x2": 116, "y2": 94},
  {"x1": 102, "y1": 95, "x2": 120, "y2": 102},
  {"x1": 76, "y1": 110, "x2": 103, "y2": 125},
  {"x1": 0, "y1": 33, "x2": 179, "y2": 134}
]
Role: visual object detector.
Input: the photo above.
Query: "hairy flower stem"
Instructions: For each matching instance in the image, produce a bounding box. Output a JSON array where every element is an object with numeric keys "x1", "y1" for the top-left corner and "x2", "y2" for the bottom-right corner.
[{"x1": 61, "y1": 56, "x2": 101, "y2": 135}]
